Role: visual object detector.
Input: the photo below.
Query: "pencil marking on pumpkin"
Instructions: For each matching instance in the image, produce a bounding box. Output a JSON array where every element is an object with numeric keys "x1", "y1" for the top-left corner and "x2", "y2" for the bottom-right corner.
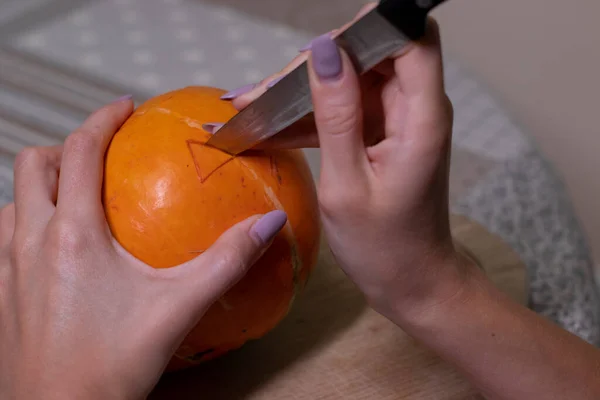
[
  {"x1": 270, "y1": 156, "x2": 283, "y2": 184},
  {"x1": 185, "y1": 348, "x2": 215, "y2": 363},
  {"x1": 152, "y1": 106, "x2": 235, "y2": 183}
]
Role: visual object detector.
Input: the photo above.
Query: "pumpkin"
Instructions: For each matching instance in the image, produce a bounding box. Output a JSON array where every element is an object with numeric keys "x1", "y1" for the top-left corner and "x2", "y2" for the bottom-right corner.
[{"x1": 102, "y1": 86, "x2": 321, "y2": 370}]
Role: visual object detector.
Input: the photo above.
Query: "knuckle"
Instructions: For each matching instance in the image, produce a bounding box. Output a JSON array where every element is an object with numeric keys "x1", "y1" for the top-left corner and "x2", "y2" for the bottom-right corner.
[
  {"x1": 417, "y1": 95, "x2": 454, "y2": 153},
  {"x1": 215, "y1": 243, "x2": 251, "y2": 275},
  {"x1": 48, "y1": 218, "x2": 88, "y2": 255},
  {"x1": 14, "y1": 147, "x2": 44, "y2": 172},
  {"x1": 10, "y1": 233, "x2": 37, "y2": 263},
  {"x1": 316, "y1": 101, "x2": 360, "y2": 136},
  {"x1": 63, "y1": 130, "x2": 99, "y2": 155},
  {"x1": 318, "y1": 186, "x2": 365, "y2": 217},
  {"x1": 89, "y1": 105, "x2": 120, "y2": 127}
]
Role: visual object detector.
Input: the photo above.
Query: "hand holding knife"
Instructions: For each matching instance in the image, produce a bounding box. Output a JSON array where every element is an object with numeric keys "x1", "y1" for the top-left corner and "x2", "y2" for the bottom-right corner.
[{"x1": 205, "y1": 0, "x2": 450, "y2": 155}]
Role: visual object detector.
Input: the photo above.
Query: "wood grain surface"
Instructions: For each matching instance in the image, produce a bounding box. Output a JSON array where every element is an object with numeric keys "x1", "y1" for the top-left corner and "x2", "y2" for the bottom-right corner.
[{"x1": 149, "y1": 215, "x2": 527, "y2": 399}]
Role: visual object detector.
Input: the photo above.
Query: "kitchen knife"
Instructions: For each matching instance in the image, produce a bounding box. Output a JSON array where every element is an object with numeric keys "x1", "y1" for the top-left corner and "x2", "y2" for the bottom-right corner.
[{"x1": 205, "y1": 0, "x2": 449, "y2": 155}]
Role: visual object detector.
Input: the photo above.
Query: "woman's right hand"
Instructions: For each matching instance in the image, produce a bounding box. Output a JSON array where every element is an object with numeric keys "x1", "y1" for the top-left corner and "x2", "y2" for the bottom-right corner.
[
  {"x1": 213, "y1": 5, "x2": 467, "y2": 320},
  {"x1": 213, "y1": 6, "x2": 600, "y2": 400}
]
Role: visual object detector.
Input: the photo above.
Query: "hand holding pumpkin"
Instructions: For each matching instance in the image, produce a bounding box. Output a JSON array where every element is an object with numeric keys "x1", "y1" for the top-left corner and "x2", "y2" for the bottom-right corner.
[{"x1": 0, "y1": 99, "x2": 286, "y2": 399}]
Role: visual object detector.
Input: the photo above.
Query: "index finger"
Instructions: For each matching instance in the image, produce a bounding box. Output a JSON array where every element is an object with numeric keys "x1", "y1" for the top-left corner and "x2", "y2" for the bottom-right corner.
[
  {"x1": 393, "y1": 18, "x2": 445, "y2": 103},
  {"x1": 56, "y1": 97, "x2": 134, "y2": 220}
]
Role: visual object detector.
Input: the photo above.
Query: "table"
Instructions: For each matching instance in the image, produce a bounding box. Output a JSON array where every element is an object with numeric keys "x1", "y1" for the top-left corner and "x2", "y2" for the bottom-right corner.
[{"x1": 149, "y1": 215, "x2": 527, "y2": 399}]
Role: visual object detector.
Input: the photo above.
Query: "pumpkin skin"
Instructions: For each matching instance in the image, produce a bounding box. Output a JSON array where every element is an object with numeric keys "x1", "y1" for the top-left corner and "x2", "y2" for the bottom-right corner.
[{"x1": 102, "y1": 86, "x2": 321, "y2": 370}]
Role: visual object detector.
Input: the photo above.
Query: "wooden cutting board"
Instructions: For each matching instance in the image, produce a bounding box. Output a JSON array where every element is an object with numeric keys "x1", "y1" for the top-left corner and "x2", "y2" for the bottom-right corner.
[{"x1": 150, "y1": 215, "x2": 527, "y2": 399}]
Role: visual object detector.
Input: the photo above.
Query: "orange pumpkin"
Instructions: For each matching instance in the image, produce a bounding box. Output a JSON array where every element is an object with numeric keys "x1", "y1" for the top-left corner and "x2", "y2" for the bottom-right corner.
[{"x1": 102, "y1": 86, "x2": 321, "y2": 370}]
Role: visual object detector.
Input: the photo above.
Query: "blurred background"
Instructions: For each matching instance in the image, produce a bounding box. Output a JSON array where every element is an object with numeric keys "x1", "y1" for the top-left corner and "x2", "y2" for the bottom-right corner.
[
  {"x1": 435, "y1": 0, "x2": 600, "y2": 272},
  {"x1": 0, "y1": 0, "x2": 599, "y2": 270}
]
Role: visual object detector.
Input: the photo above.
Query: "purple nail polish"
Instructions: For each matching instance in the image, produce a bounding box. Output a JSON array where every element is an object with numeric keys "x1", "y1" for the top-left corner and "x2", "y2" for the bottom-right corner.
[
  {"x1": 267, "y1": 76, "x2": 284, "y2": 89},
  {"x1": 299, "y1": 32, "x2": 334, "y2": 52},
  {"x1": 220, "y1": 83, "x2": 256, "y2": 100},
  {"x1": 311, "y1": 36, "x2": 342, "y2": 81},
  {"x1": 251, "y1": 210, "x2": 287, "y2": 244},
  {"x1": 202, "y1": 123, "x2": 224, "y2": 134},
  {"x1": 113, "y1": 94, "x2": 133, "y2": 103}
]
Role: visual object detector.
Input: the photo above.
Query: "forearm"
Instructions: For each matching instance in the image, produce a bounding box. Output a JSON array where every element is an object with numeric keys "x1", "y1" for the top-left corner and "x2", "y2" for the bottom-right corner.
[{"x1": 394, "y1": 256, "x2": 600, "y2": 400}]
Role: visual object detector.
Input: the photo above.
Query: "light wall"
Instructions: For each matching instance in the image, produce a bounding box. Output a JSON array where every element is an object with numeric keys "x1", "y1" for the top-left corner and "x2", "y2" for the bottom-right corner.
[{"x1": 433, "y1": 0, "x2": 600, "y2": 261}]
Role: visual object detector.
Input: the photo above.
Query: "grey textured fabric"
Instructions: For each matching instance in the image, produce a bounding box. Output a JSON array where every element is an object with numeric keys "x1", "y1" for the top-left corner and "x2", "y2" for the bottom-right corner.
[
  {"x1": 0, "y1": 0, "x2": 598, "y2": 345},
  {"x1": 455, "y1": 148, "x2": 600, "y2": 345}
]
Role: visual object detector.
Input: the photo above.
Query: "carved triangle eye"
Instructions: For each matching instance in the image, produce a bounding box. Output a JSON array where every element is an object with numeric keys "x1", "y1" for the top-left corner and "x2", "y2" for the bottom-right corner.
[{"x1": 186, "y1": 139, "x2": 235, "y2": 183}]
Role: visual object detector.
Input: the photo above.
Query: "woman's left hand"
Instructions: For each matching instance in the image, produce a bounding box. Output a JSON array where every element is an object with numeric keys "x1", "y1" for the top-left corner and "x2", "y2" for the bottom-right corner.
[{"x1": 0, "y1": 98, "x2": 286, "y2": 399}]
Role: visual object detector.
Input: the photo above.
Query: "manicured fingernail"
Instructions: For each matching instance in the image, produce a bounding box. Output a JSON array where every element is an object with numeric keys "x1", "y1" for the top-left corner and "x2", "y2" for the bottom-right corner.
[
  {"x1": 267, "y1": 75, "x2": 285, "y2": 89},
  {"x1": 113, "y1": 94, "x2": 133, "y2": 103},
  {"x1": 299, "y1": 31, "x2": 334, "y2": 52},
  {"x1": 202, "y1": 123, "x2": 224, "y2": 134},
  {"x1": 251, "y1": 210, "x2": 287, "y2": 244},
  {"x1": 311, "y1": 35, "x2": 342, "y2": 81},
  {"x1": 221, "y1": 83, "x2": 256, "y2": 100}
]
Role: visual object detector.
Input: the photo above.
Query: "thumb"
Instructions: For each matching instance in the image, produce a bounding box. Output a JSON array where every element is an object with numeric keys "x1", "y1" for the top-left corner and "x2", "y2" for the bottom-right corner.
[
  {"x1": 308, "y1": 35, "x2": 368, "y2": 183},
  {"x1": 170, "y1": 210, "x2": 287, "y2": 315}
]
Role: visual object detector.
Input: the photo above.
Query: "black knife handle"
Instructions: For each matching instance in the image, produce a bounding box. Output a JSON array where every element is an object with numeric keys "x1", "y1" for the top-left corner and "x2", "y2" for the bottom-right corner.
[{"x1": 377, "y1": 0, "x2": 449, "y2": 40}]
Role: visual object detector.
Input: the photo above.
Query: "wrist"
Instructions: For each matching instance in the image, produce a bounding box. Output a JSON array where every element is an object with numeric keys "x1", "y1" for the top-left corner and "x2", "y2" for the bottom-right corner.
[{"x1": 381, "y1": 246, "x2": 483, "y2": 328}]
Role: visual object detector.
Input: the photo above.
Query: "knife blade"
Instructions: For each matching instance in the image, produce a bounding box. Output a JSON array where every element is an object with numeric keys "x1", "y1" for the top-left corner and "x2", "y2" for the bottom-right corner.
[{"x1": 205, "y1": 0, "x2": 449, "y2": 155}]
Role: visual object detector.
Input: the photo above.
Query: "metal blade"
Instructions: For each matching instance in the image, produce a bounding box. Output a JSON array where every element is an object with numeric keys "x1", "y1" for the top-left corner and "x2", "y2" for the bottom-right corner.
[{"x1": 205, "y1": 8, "x2": 411, "y2": 155}]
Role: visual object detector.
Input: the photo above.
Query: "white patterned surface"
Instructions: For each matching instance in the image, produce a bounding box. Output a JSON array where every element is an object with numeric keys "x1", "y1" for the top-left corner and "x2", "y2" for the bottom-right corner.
[
  {"x1": 8, "y1": 0, "x2": 530, "y2": 162},
  {"x1": 12, "y1": 0, "x2": 310, "y2": 93},
  {"x1": 0, "y1": 0, "x2": 53, "y2": 25},
  {"x1": 443, "y1": 62, "x2": 531, "y2": 161}
]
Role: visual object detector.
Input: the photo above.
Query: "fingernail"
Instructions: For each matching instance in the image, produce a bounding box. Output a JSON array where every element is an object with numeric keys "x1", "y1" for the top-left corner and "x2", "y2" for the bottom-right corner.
[
  {"x1": 299, "y1": 31, "x2": 334, "y2": 52},
  {"x1": 113, "y1": 94, "x2": 133, "y2": 103},
  {"x1": 267, "y1": 75, "x2": 285, "y2": 89},
  {"x1": 221, "y1": 83, "x2": 256, "y2": 100},
  {"x1": 311, "y1": 35, "x2": 342, "y2": 81},
  {"x1": 251, "y1": 210, "x2": 287, "y2": 244},
  {"x1": 202, "y1": 123, "x2": 224, "y2": 134}
]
